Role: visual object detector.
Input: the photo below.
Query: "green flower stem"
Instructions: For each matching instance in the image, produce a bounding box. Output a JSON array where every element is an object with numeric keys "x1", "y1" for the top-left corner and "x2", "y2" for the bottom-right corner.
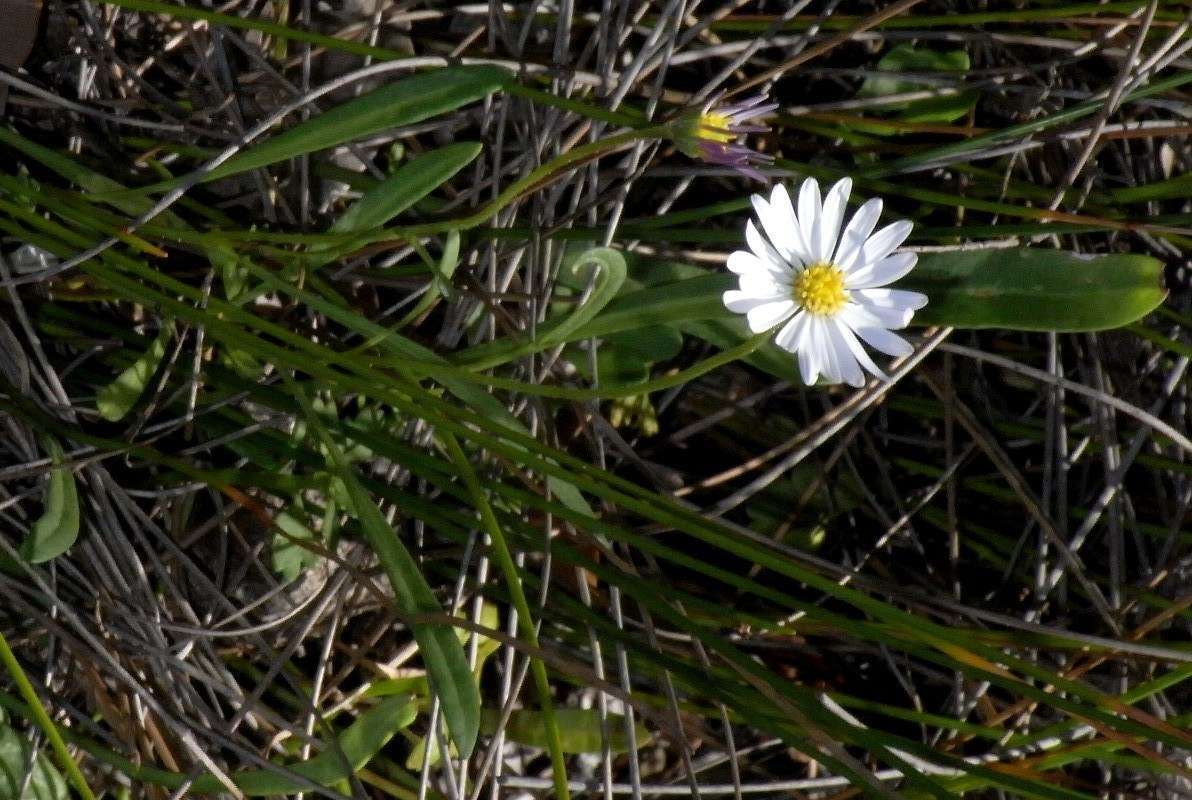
[
  {"x1": 504, "y1": 83, "x2": 648, "y2": 128},
  {"x1": 0, "y1": 629, "x2": 99, "y2": 800}
]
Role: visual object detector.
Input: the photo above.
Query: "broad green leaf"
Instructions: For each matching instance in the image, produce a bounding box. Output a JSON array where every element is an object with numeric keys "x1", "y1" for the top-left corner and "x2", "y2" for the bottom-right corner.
[
  {"x1": 96, "y1": 324, "x2": 173, "y2": 422},
  {"x1": 491, "y1": 708, "x2": 651, "y2": 754},
  {"x1": 19, "y1": 440, "x2": 80, "y2": 565},
  {"x1": 202, "y1": 66, "x2": 508, "y2": 183},
  {"x1": 565, "y1": 250, "x2": 1165, "y2": 346},
  {"x1": 271, "y1": 509, "x2": 322, "y2": 583},
  {"x1": 332, "y1": 143, "x2": 482, "y2": 234},
  {"x1": 182, "y1": 695, "x2": 415, "y2": 796},
  {"x1": 408, "y1": 708, "x2": 650, "y2": 769},
  {"x1": 222, "y1": 346, "x2": 265, "y2": 381},
  {"x1": 208, "y1": 243, "x2": 249, "y2": 302},
  {"x1": 858, "y1": 44, "x2": 976, "y2": 124},
  {"x1": 318, "y1": 428, "x2": 480, "y2": 759},
  {"x1": 571, "y1": 273, "x2": 727, "y2": 340},
  {"x1": 566, "y1": 324, "x2": 683, "y2": 386},
  {"x1": 900, "y1": 249, "x2": 1167, "y2": 331},
  {"x1": 859, "y1": 45, "x2": 969, "y2": 98},
  {"x1": 206, "y1": 246, "x2": 265, "y2": 376},
  {"x1": 0, "y1": 716, "x2": 69, "y2": 800},
  {"x1": 595, "y1": 326, "x2": 684, "y2": 384}
]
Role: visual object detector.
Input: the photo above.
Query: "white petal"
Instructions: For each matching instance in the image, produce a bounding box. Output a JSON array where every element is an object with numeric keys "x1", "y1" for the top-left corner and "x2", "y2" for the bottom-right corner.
[
  {"x1": 822, "y1": 321, "x2": 863, "y2": 387},
  {"x1": 798, "y1": 344, "x2": 819, "y2": 386},
  {"x1": 841, "y1": 300, "x2": 913, "y2": 331},
  {"x1": 723, "y1": 289, "x2": 772, "y2": 314},
  {"x1": 801, "y1": 317, "x2": 825, "y2": 384},
  {"x1": 848, "y1": 319, "x2": 914, "y2": 358},
  {"x1": 834, "y1": 197, "x2": 883, "y2": 271},
  {"x1": 770, "y1": 184, "x2": 812, "y2": 265},
  {"x1": 834, "y1": 319, "x2": 888, "y2": 382},
  {"x1": 738, "y1": 269, "x2": 789, "y2": 297},
  {"x1": 752, "y1": 192, "x2": 802, "y2": 266},
  {"x1": 745, "y1": 219, "x2": 786, "y2": 269},
  {"x1": 727, "y1": 250, "x2": 771, "y2": 275},
  {"x1": 811, "y1": 317, "x2": 842, "y2": 384},
  {"x1": 774, "y1": 310, "x2": 808, "y2": 352},
  {"x1": 861, "y1": 220, "x2": 913, "y2": 264},
  {"x1": 746, "y1": 299, "x2": 797, "y2": 333},
  {"x1": 855, "y1": 287, "x2": 929, "y2": 311},
  {"x1": 846, "y1": 252, "x2": 918, "y2": 289},
  {"x1": 797, "y1": 178, "x2": 822, "y2": 264},
  {"x1": 815, "y1": 178, "x2": 852, "y2": 262}
]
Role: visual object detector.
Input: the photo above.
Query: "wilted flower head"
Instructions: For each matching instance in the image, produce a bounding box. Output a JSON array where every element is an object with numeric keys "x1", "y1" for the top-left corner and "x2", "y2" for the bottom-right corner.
[
  {"x1": 674, "y1": 95, "x2": 777, "y2": 180},
  {"x1": 723, "y1": 177, "x2": 927, "y2": 387}
]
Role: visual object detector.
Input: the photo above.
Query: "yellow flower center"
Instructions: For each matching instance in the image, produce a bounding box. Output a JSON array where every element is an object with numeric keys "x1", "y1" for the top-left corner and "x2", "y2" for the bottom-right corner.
[
  {"x1": 696, "y1": 112, "x2": 735, "y2": 144},
  {"x1": 793, "y1": 263, "x2": 848, "y2": 316}
]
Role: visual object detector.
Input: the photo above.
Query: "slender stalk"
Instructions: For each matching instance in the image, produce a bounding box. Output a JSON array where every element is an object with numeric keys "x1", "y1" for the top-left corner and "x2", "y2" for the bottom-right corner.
[{"x1": 0, "y1": 630, "x2": 99, "y2": 800}]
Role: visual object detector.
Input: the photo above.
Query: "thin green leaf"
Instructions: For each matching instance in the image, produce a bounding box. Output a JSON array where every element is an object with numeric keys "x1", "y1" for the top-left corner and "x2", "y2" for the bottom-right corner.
[
  {"x1": 303, "y1": 399, "x2": 480, "y2": 759},
  {"x1": 348, "y1": 480, "x2": 478, "y2": 757},
  {"x1": 201, "y1": 67, "x2": 507, "y2": 184},
  {"x1": 1107, "y1": 172, "x2": 1192, "y2": 204},
  {"x1": 331, "y1": 142, "x2": 482, "y2": 234},
  {"x1": 219, "y1": 696, "x2": 417, "y2": 796},
  {"x1": 440, "y1": 431, "x2": 570, "y2": 798}
]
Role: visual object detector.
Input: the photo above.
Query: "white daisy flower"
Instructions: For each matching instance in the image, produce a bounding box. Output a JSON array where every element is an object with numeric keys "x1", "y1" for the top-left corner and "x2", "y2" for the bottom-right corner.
[{"x1": 722, "y1": 177, "x2": 928, "y2": 388}]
